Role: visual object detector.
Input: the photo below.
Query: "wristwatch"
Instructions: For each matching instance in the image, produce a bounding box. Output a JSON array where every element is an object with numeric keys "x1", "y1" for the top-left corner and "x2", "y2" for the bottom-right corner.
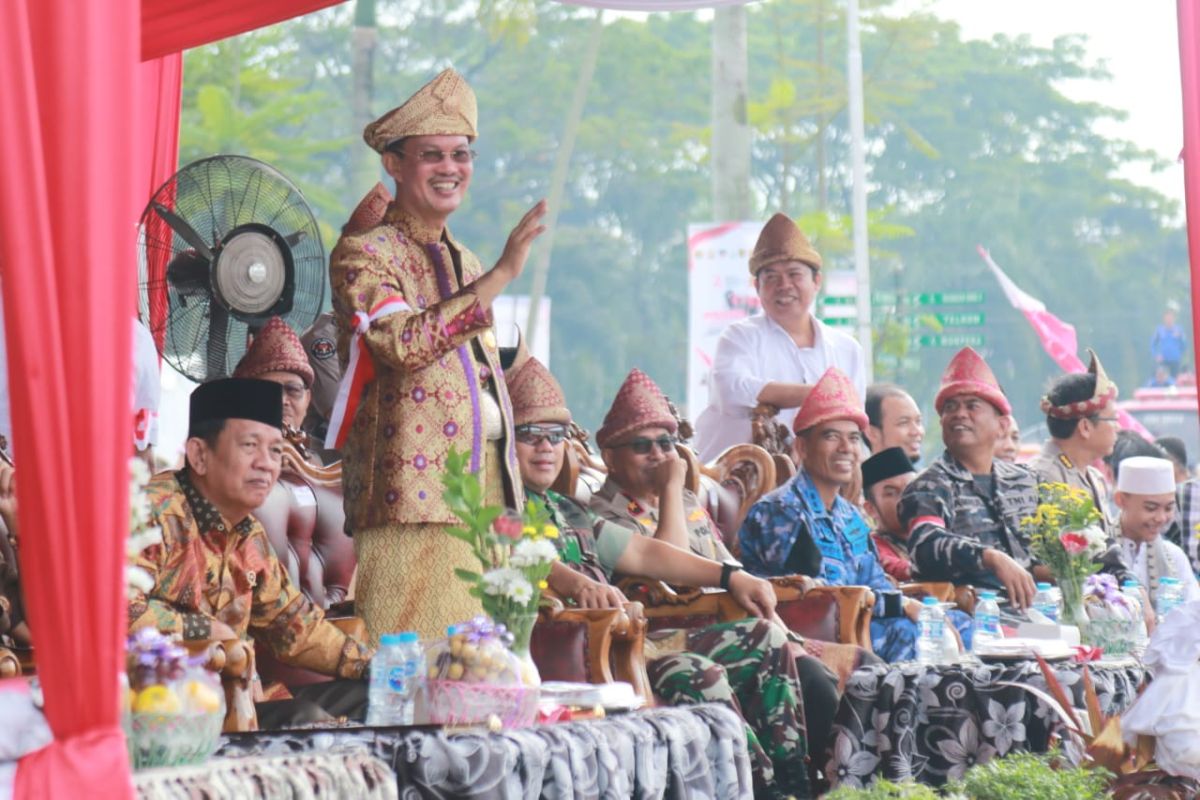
[{"x1": 719, "y1": 559, "x2": 743, "y2": 591}]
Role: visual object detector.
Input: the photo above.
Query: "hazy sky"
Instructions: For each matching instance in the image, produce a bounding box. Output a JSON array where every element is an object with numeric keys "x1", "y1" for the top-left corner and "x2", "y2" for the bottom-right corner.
[{"x1": 917, "y1": 0, "x2": 1184, "y2": 205}]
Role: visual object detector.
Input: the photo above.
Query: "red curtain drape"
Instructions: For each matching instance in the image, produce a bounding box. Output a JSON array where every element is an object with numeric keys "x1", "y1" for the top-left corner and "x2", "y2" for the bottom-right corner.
[
  {"x1": 0, "y1": 0, "x2": 140, "y2": 797},
  {"x1": 142, "y1": 0, "x2": 346, "y2": 60},
  {"x1": 137, "y1": 54, "x2": 184, "y2": 353},
  {"x1": 1180, "y1": 0, "x2": 1200, "y2": 402}
]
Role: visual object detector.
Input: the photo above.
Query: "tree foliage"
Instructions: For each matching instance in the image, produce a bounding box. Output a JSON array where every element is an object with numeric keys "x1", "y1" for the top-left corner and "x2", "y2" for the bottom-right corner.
[{"x1": 178, "y1": 0, "x2": 1187, "y2": 436}]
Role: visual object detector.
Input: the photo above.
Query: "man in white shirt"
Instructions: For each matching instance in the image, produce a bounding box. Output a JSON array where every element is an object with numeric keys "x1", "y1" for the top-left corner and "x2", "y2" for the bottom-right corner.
[
  {"x1": 694, "y1": 213, "x2": 865, "y2": 461},
  {"x1": 1116, "y1": 456, "x2": 1200, "y2": 608}
]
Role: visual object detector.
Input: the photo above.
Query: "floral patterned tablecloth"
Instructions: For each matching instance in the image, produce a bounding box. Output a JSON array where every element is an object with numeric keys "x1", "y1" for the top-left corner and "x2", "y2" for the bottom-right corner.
[
  {"x1": 216, "y1": 703, "x2": 753, "y2": 799},
  {"x1": 826, "y1": 658, "x2": 1146, "y2": 789}
]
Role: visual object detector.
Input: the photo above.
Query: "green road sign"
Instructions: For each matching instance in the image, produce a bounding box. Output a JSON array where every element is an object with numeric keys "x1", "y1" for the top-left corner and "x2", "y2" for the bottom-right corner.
[
  {"x1": 910, "y1": 333, "x2": 985, "y2": 348},
  {"x1": 873, "y1": 291, "x2": 985, "y2": 306},
  {"x1": 877, "y1": 354, "x2": 921, "y2": 371},
  {"x1": 820, "y1": 296, "x2": 857, "y2": 306},
  {"x1": 908, "y1": 311, "x2": 986, "y2": 327},
  {"x1": 820, "y1": 316, "x2": 857, "y2": 327}
]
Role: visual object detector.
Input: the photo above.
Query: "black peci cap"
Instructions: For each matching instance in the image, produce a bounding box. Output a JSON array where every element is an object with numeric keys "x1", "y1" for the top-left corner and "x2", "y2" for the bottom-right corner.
[{"x1": 188, "y1": 378, "x2": 284, "y2": 437}]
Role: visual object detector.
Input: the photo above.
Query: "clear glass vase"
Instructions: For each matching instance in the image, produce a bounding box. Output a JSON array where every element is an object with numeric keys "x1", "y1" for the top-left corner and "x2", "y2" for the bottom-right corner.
[
  {"x1": 1057, "y1": 572, "x2": 1090, "y2": 641},
  {"x1": 501, "y1": 612, "x2": 541, "y2": 687}
]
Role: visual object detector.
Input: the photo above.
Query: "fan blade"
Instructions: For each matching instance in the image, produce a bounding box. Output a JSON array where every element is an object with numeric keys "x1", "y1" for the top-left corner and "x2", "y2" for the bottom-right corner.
[
  {"x1": 282, "y1": 230, "x2": 307, "y2": 248},
  {"x1": 153, "y1": 203, "x2": 215, "y2": 262},
  {"x1": 206, "y1": 305, "x2": 230, "y2": 381}
]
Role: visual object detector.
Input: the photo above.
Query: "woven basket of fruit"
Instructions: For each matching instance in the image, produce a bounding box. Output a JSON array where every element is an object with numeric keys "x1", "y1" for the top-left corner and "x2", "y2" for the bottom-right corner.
[
  {"x1": 125, "y1": 629, "x2": 224, "y2": 769},
  {"x1": 426, "y1": 679, "x2": 538, "y2": 727}
]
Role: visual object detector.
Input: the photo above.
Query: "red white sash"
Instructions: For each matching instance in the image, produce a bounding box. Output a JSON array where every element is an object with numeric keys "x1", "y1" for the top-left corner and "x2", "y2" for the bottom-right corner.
[{"x1": 324, "y1": 296, "x2": 411, "y2": 449}]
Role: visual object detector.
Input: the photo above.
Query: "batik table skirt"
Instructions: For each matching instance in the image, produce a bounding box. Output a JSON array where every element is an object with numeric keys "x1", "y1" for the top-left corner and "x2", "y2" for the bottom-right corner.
[
  {"x1": 216, "y1": 703, "x2": 753, "y2": 799},
  {"x1": 827, "y1": 658, "x2": 1146, "y2": 789}
]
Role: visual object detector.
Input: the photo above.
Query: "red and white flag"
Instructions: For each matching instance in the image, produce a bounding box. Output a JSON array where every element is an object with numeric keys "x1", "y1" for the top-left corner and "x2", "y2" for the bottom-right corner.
[{"x1": 977, "y1": 245, "x2": 1151, "y2": 437}]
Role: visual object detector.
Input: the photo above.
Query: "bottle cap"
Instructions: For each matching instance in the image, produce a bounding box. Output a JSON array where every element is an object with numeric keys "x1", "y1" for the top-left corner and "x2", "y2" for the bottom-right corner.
[
  {"x1": 1122, "y1": 580, "x2": 1140, "y2": 589},
  {"x1": 1159, "y1": 577, "x2": 1178, "y2": 585},
  {"x1": 1036, "y1": 582, "x2": 1051, "y2": 590},
  {"x1": 979, "y1": 590, "x2": 997, "y2": 600},
  {"x1": 446, "y1": 625, "x2": 459, "y2": 637},
  {"x1": 922, "y1": 596, "x2": 938, "y2": 605},
  {"x1": 379, "y1": 633, "x2": 403, "y2": 646},
  {"x1": 398, "y1": 631, "x2": 420, "y2": 643}
]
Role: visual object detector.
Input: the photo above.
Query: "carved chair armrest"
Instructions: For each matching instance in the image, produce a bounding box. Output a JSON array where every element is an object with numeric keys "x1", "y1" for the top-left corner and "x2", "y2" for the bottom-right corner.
[
  {"x1": 182, "y1": 638, "x2": 258, "y2": 732},
  {"x1": 801, "y1": 585, "x2": 875, "y2": 648},
  {"x1": 327, "y1": 615, "x2": 367, "y2": 644},
  {"x1": 901, "y1": 582, "x2": 977, "y2": 615},
  {"x1": 616, "y1": 577, "x2": 748, "y2": 629},
  {"x1": 0, "y1": 646, "x2": 19, "y2": 678},
  {"x1": 537, "y1": 600, "x2": 652, "y2": 701}
]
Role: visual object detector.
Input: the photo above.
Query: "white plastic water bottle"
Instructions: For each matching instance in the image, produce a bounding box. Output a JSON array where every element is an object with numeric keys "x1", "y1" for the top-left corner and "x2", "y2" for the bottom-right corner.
[
  {"x1": 367, "y1": 631, "x2": 426, "y2": 725},
  {"x1": 916, "y1": 597, "x2": 945, "y2": 665},
  {"x1": 1156, "y1": 577, "x2": 1184, "y2": 623},
  {"x1": 972, "y1": 590, "x2": 1002, "y2": 652},
  {"x1": 1032, "y1": 582, "x2": 1060, "y2": 622},
  {"x1": 1120, "y1": 580, "x2": 1148, "y2": 650}
]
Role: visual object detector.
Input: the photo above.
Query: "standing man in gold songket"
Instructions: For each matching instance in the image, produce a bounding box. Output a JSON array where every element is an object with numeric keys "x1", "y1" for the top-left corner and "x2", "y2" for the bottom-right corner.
[{"x1": 327, "y1": 68, "x2": 547, "y2": 642}]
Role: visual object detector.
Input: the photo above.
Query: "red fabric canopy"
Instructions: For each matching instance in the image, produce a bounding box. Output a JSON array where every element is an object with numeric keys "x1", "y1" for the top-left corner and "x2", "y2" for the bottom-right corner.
[{"x1": 142, "y1": 0, "x2": 345, "y2": 60}]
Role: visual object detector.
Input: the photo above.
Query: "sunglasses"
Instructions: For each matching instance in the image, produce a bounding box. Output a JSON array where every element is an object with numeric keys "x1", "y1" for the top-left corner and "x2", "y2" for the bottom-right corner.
[
  {"x1": 515, "y1": 424, "x2": 569, "y2": 446},
  {"x1": 612, "y1": 435, "x2": 676, "y2": 455}
]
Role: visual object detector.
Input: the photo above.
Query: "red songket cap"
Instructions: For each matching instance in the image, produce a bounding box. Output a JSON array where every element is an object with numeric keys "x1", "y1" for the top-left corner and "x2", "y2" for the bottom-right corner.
[
  {"x1": 933, "y1": 346, "x2": 1011, "y2": 416},
  {"x1": 792, "y1": 367, "x2": 868, "y2": 434},
  {"x1": 595, "y1": 368, "x2": 677, "y2": 448},
  {"x1": 506, "y1": 357, "x2": 571, "y2": 426},
  {"x1": 233, "y1": 316, "x2": 314, "y2": 387}
]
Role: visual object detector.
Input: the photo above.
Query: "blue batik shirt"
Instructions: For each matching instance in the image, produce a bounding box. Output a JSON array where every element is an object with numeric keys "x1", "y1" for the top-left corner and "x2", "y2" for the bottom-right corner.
[{"x1": 738, "y1": 468, "x2": 906, "y2": 621}]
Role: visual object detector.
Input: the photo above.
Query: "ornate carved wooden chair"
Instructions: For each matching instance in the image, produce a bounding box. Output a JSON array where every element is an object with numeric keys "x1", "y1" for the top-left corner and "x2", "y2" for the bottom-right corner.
[
  {"x1": 750, "y1": 403, "x2": 797, "y2": 488},
  {"x1": 677, "y1": 443, "x2": 776, "y2": 557},
  {"x1": 182, "y1": 638, "x2": 258, "y2": 732},
  {"x1": 617, "y1": 576, "x2": 875, "y2": 651},
  {"x1": 530, "y1": 596, "x2": 652, "y2": 701}
]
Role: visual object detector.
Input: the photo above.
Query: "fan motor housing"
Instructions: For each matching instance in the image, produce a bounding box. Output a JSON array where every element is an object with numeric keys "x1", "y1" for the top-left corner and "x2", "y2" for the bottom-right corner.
[{"x1": 211, "y1": 222, "x2": 296, "y2": 322}]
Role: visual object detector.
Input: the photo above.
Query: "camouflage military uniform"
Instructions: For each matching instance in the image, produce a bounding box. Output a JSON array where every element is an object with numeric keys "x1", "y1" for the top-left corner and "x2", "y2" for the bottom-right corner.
[
  {"x1": 539, "y1": 489, "x2": 814, "y2": 798},
  {"x1": 1028, "y1": 440, "x2": 1133, "y2": 583},
  {"x1": 896, "y1": 451, "x2": 1038, "y2": 592}
]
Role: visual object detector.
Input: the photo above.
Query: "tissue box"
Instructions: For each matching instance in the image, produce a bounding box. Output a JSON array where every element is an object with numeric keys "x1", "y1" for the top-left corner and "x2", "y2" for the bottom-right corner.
[{"x1": 1016, "y1": 622, "x2": 1080, "y2": 646}]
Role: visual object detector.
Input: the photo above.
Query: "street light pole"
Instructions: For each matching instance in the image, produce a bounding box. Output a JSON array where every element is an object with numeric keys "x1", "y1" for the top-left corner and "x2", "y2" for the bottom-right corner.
[{"x1": 846, "y1": 0, "x2": 873, "y2": 382}]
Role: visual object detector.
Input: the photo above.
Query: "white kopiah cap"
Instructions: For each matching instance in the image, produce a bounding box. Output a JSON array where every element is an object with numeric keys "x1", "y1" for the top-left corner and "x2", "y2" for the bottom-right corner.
[{"x1": 1116, "y1": 456, "x2": 1176, "y2": 495}]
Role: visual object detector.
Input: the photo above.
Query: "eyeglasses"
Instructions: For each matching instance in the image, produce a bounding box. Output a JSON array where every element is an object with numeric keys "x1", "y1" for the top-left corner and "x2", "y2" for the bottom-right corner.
[
  {"x1": 401, "y1": 148, "x2": 478, "y2": 165},
  {"x1": 278, "y1": 382, "x2": 307, "y2": 401},
  {"x1": 515, "y1": 424, "x2": 568, "y2": 446},
  {"x1": 612, "y1": 435, "x2": 676, "y2": 455}
]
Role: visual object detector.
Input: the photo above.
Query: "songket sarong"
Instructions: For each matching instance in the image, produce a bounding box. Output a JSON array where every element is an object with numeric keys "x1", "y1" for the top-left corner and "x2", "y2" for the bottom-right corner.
[{"x1": 353, "y1": 444, "x2": 504, "y2": 643}]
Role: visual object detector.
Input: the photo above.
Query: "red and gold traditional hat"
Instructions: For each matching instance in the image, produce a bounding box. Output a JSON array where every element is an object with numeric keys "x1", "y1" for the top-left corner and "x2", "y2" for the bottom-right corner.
[
  {"x1": 363, "y1": 68, "x2": 478, "y2": 154},
  {"x1": 748, "y1": 213, "x2": 823, "y2": 276},
  {"x1": 233, "y1": 316, "x2": 314, "y2": 387},
  {"x1": 595, "y1": 368, "x2": 677, "y2": 448},
  {"x1": 933, "y1": 346, "x2": 1011, "y2": 416},
  {"x1": 1039, "y1": 349, "x2": 1119, "y2": 419},
  {"x1": 792, "y1": 367, "x2": 868, "y2": 434},
  {"x1": 506, "y1": 357, "x2": 571, "y2": 427}
]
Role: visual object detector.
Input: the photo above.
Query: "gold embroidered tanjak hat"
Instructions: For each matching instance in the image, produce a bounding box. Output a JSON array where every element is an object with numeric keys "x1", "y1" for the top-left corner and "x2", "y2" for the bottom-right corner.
[
  {"x1": 934, "y1": 346, "x2": 1011, "y2": 416},
  {"x1": 234, "y1": 316, "x2": 314, "y2": 387},
  {"x1": 363, "y1": 68, "x2": 478, "y2": 154},
  {"x1": 1039, "y1": 348, "x2": 1119, "y2": 419},
  {"x1": 595, "y1": 368, "x2": 677, "y2": 448},
  {"x1": 506, "y1": 357, "x2": 571, "y2": 427},
  {"x1": 749, "y1": 213, "x2": 823, "y2": 276},
  {"x1": 792, "y1": 367, "x2": 868, "y2": 434}
]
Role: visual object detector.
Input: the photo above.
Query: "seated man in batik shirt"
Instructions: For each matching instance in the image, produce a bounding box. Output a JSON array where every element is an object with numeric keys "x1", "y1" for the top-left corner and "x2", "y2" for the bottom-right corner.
[
  {"x1": 738, "y1": 368, "x2": 972, "y2": 662},
  {"x1": 128, "y1": 379, "x2": 374, "y2": 728},
  {"x1": 507, "y1": 356, "x2": 826, "y2": 799}
]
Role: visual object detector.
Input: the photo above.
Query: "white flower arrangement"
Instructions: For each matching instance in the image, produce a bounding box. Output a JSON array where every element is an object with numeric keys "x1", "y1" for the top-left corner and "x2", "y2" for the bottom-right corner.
[
  {"x1": 1081, "y1": 525, "x2": 1108, "y2": 559},
  {"x1": 481, "y1": 567, "x2": 534, "y2": 604},
  {"x1": 508, "y1": 537, "x2": 558, "y2": 568},
  {"x1": 126, "y1": 457, "x2": 162, "y2": 598}
]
